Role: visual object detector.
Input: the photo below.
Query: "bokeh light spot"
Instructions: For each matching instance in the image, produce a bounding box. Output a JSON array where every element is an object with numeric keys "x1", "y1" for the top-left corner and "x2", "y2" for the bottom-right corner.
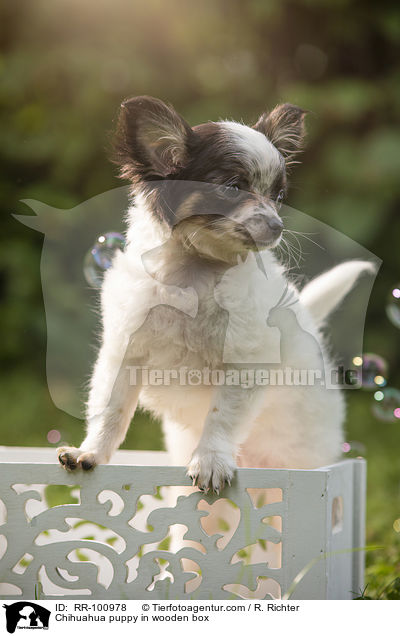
[
  {"x1": 47, "y1": 429, "x2": 61, "y2": 444},
  {"x1": 393, "y1": 519, "x2": 400, "y2": 533},
  {"x1": 372, "y1": 387, "x2": 400, "y2": 422}
]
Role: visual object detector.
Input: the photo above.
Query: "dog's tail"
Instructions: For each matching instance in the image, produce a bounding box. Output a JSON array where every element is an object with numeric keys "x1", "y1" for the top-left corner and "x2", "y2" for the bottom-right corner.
[{"x1": 300, "y1": 260, "x2": 376, "y2": 324}]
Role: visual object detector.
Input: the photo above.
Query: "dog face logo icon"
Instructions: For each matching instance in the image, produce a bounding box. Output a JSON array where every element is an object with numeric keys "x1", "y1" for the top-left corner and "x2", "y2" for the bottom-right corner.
[{"x1": 3, "y1": 602, "x2": 50, "y2": 633}]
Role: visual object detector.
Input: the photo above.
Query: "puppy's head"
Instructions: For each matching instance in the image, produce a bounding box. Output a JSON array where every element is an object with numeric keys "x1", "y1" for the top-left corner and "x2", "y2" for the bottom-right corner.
[{"x1": 114, "y1": 96, "x2": 306, "y2": 263}]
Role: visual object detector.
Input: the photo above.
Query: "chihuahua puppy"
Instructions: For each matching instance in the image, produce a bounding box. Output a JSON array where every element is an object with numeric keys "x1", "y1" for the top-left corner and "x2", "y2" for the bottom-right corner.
[{"x1": 58, "y1": 96, "x2": 372, "y2": 492}]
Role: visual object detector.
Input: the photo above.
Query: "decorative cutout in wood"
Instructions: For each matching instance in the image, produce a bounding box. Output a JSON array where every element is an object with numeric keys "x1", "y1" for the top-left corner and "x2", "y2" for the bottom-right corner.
[{"x1": 0, "y1": 459, "x2": 365, "y2": 600}]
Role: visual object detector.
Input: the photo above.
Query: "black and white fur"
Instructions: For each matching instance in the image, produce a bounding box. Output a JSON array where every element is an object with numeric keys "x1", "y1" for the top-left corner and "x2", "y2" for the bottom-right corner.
[{"x1": 58, "y1": 96, "x2": 373, "y2": 492}]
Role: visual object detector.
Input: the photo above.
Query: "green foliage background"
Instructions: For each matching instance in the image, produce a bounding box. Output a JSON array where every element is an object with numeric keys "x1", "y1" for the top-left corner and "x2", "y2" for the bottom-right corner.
[{"x1": 1, "y1": 0, "x2": 400, "y2": 597}]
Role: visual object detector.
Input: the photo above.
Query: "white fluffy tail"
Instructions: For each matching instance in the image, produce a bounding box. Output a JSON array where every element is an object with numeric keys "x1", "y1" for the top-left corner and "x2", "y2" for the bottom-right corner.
[{"x1": 300, "y1": 260, "x2": 376, "y2": 324}]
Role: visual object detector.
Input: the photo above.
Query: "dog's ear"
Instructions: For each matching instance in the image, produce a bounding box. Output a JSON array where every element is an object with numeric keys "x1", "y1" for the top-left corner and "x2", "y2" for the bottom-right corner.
[
  {"x1": 114, "y1": 96, "x2": 194, "y2": 181},
  {"x1": 253, "y1": 103, "x2": 306, "y2": 165}
]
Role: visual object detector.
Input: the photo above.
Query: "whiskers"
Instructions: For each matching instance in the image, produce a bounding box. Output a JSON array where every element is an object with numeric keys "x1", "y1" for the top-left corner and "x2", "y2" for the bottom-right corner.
[
  {"x1": 276, "y1": 227, "x2": 325, "y2": 271},
  {"x1": 275, "y1": 232, "x2": 303, "y2": 270}
]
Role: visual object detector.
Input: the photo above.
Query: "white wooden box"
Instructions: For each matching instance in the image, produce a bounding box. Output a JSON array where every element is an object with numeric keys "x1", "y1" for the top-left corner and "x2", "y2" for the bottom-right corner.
[{"x1": 0, "y1": 448, "x2": 365, "y2": 600}]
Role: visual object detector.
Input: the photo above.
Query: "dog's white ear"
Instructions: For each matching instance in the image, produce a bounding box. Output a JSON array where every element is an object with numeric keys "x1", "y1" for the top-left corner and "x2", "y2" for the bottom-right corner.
[
  {"x1": 114, "y1": 96, "x2": 194, "y2": 180},
  {"x1": 253, "y1": 103, "x2": 306, "y2": 165}
]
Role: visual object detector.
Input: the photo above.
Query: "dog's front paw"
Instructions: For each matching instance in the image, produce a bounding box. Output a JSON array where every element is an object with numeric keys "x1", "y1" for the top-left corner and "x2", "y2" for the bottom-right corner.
[
  {"x1": 57, "y1": 446, "x2": 97, "y2": 472},
  {"x1": 187, "y1": 448, "x2": 236, "y2": 494}
]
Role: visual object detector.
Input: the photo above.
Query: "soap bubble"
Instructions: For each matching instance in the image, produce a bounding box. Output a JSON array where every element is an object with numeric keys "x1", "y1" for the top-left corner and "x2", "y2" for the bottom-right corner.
[
  {"x1": 47, "y1": 429, "x2": 61, "y2": 444},
  {"x1": 83, "y1": 232, "x2": 126, "y2": 288},
  {"x1": 386, "y1": 284, "x2": 400, "y2": 329},
  {"x1": 372, "y1": 387, "x2": 400, "y2": 422},
  {"x1": 341, "y1": 440, "x2": 366, "y2": 455},
  {"x1": 353, "y1": 353, "x2": 388, "y2": 390}
]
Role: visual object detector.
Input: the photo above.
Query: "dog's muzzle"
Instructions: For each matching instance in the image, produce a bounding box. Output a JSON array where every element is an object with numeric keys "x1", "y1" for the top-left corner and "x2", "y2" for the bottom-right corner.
[{"x1": 247, "y1": 212, "x2": 284, "y2": 246}]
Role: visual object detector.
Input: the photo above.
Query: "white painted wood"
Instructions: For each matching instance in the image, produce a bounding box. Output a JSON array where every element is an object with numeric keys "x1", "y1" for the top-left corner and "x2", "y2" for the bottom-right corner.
[
  {"x1": 325, "y1": 461, "x2": 355, "y2": 600},
  {"x1": 0, "y1": 446, "x2": 169, "y2": 465},
  {"x1": 352, "y1": 459, "x2": 366, "y2": 597},
  {"x1": 282, "y1": 469, "x2": 329, "y2": 599},
  {"x1": 0, "y1": 448, "x2": 365, "y2": 600}
]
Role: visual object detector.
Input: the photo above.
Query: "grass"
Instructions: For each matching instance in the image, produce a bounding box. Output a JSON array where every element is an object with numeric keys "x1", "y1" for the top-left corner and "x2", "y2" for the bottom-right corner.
[{"x1": 346, "y1": 391, "x2": 400, "y2": 599}]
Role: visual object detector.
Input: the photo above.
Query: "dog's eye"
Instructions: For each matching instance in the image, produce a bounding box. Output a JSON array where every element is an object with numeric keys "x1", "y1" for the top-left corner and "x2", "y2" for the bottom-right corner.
[
  {"x1": 276, "y1": 190, "x2": 285, "y2": 208},
  {"x1": 222, "y1": 184, "x2": 241, "y2": 198}
]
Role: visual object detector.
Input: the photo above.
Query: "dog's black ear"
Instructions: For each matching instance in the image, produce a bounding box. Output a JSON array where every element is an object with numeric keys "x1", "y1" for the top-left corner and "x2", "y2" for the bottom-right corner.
[
  {"x1": 253, "y1": 103, "x2": 306, "y2": 165},
  {"x1": 114, "y1": 96, "x2": 194, "y2": 181}
]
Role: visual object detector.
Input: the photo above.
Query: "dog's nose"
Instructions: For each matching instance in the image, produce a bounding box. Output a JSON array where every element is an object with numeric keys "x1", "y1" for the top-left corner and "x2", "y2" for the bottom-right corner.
[
  {"x1": 267, "y1": 216, "x2": 284, "y2": 234},
  {"x1": 247, "y1": 213, "x2": 284, "y2": 245}
]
